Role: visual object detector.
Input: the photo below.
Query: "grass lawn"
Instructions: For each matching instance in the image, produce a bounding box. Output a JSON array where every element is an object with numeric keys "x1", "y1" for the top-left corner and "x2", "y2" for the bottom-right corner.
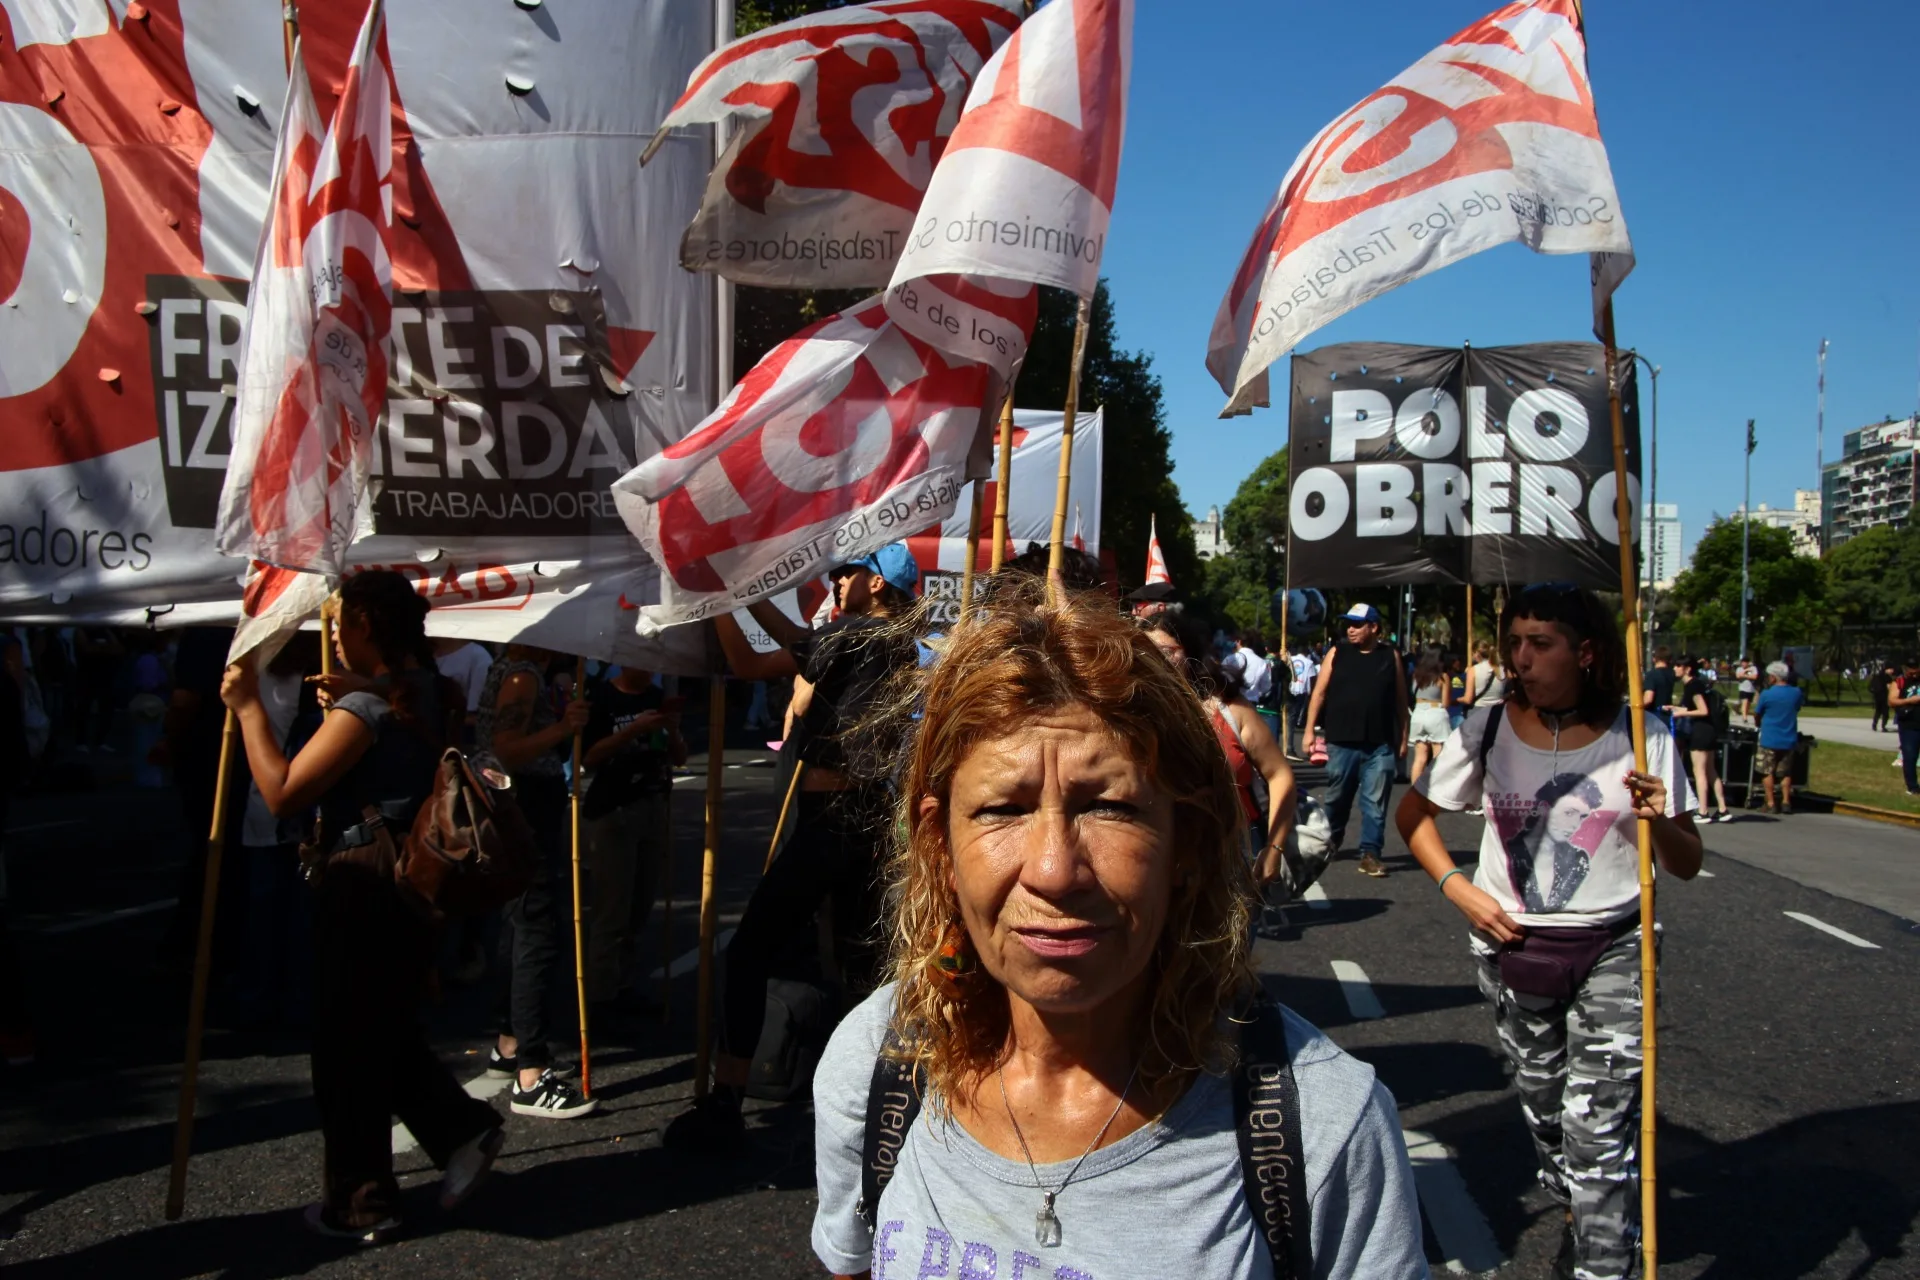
[{"x1": 1807, "y1": 739, "x2": 1920, "y2": 816}]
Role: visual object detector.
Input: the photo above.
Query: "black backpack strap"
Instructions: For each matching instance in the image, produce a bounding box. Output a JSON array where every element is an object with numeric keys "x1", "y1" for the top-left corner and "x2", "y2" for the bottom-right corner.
[
  {"x1": 1234, "y1": 999, "x2": 1314, "y2": 1280},
  {"x1": 1477, "y1": 701, "x2": 1503, "y2": 775},
  {"x1": 858, "y1": 1033, "x2": 925, "y2": 1234}
]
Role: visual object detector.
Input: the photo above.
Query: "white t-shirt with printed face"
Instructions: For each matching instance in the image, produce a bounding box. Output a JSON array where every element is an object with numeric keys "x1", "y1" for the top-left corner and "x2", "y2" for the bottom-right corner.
[{"x1": 1415, "y1": 704, "x2": 1695, "y2": 928}]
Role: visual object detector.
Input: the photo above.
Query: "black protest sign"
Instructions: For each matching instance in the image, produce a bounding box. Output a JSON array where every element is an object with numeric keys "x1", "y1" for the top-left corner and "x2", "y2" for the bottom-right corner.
[{"x1": 1286, "y1": 341, "x2": 1640, "y2": 589}]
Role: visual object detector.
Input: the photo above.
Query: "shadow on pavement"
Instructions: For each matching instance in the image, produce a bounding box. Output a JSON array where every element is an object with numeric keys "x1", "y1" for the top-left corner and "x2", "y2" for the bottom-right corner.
[
  {"x1": 0, "y1": 1111, "x2": 820, "y2": 1280},
  {"x1": 1661, "y1": 1101, "x2": 1920, "y2": 1280}
]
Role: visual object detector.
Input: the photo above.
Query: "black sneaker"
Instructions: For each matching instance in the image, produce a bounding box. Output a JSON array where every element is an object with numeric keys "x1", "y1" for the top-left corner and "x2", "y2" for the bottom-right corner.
[
  {"x1": 663, "y1": 1091, "x2": 746, "y2": 1153},
  {"x1": 1552, "y1": 1218, "x2": 1577, "y2": 1280},
  {"x1": 510, "y1": 1069, "x2": 599, "y2": 1119}
]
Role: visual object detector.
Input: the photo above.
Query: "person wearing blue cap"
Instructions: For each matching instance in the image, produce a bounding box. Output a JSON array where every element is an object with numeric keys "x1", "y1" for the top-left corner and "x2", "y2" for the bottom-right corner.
[
  {"x1": 666, "y1": 542, "x2": 923, "y2": 1150},
  {"x1": 1302, "y1": 603, "x2": 1408, "y2": 878}
]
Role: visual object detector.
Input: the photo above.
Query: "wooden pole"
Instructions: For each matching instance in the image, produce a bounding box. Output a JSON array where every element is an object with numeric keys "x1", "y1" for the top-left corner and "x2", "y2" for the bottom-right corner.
[
  {"x1": 692, "y1": 675, "x2": 726, "y2": 1099},
  {"x1": 660, "y1": 802, "x2": 673, "y2": 1025},
  {"x1": 960, "y1": 476, "x2": 986, "y2": 623},
  {"x1": 567, "y1": 656, "x2": 592, "y2": 1095},
  {"x1": 988, "y1": 390, "x2": 1017, "y2": 573},
  {"x1": 1043, "y1": 296, "x2": 1094, "y2": 597},
  {"x1": 1276, "y1": 576, "x2": 1291, "y2": 757},
  {"x1": 1465, "y1": 584, "x2": 1474, "y2": 673},
  {"x1": 164, "y1": 708, "x2": 238, "y2": 1220},
  {"x1": 765, "y1": 761, "x2": 805, "y2": 875},
  {"x1": 1601, "y1": 300, "x2": 1657, "y2": 1279}
]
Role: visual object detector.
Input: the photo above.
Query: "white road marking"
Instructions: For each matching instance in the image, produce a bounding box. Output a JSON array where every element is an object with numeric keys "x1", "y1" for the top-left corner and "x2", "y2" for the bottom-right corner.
[
  {"x1": 648, "y1": 928, "x2": 737, "y2": 982},
  {"x1": 39, "y1": 899, "x2": 176, "y2": 935},
  {"x1": 1302, "y1": 882, "x2": 1332, "y2": 911},
  {"x1": 1695, "y1": 869, "x2": 1716, "y2": 878},
  {"x1": 1330, "y1": 960, "x2": 1385, "y2": 1020},
  {"x1": 1403, "y1": 1129, "x2": 1506, "y2": 1274},
  {"x1": 394, "y1": 1072, "x2": 511, "y2": 1155},
  {"x1": 1783, "y1": 911, "x2": 1880, "y2": 950}
]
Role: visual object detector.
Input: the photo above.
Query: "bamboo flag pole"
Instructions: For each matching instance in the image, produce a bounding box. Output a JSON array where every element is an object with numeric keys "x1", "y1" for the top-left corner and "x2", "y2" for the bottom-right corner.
[
  {"x1": 988, "y1": 390, "x2": 1017, "y2": 573},
  {"x1": 1465, "y1": 583, "x2": 1474, "y2": 673},
  {"x1": 1276, "y1": 577, "x2": 1291, "y2": 757},
  {"x1": 959, "y1": 474, "x2": 987, "y2": 622},
  {"x1": 1600, "y1": 299, "x2": 1658, "y2": 1278},
  {"x1": 164, "y1": 707, "x2": 238, "y2": 1221},
  {"x1": 568, "y1": 655, "x2": 591, "y2": 1096},
  {"x1": 1043, "y1": 296, "x2": 1095, "y2": 595},
  {"x1": 692, "y1": 674, "x2": 726, "y2": 1099}
]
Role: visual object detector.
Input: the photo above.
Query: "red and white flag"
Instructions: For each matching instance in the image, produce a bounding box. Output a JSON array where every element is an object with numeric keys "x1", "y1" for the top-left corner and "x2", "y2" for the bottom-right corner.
[
  {"x1": 647, "y1": 0, "x2": 1021, "y2": 288},
  {"x1": 613, "y1": 293, "x2": 1028, "y2": 628},
  {"x1": 1072, "y1": 503, "x2": 1086, "y2": 552},
  {"x1": 1144, "y1": 514, "x2": 1170, "y2": 586},
  {"x1": 885, "y1": 0, "x2": 1133, "y2": 372},
  {"x1": 229, "y1": 563, "x2": 334, "y2": 667},
  {"x1": 215, "y1": 2, "x2": 394, "y2": 577},
  {"x1": 1207, "y1": 0, "x2": 1632, "y2": 415}
]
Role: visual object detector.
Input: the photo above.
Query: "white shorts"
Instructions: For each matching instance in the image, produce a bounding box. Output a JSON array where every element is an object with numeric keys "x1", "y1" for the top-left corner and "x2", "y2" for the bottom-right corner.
[{"x1": 1409, "y1": 704, "x2": 1452, "y2": 744}]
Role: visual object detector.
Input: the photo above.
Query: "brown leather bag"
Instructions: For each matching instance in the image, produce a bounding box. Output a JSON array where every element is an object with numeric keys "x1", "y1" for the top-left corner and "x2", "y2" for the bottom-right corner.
[{"x1": 394, "y1": 748, "x2": 538, "y2": 915}]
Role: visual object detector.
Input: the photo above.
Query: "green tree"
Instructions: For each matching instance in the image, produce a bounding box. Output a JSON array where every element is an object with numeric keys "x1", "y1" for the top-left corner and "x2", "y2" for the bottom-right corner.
[
  {"x1": 1018, "y1": 283, "x2": 1194, "y2": 591},
  {"x1": 1827, "y1": 523, "x2": 1920, "y2": 626},
  {"x1": 1197, "y1": 450, "x2": 1288, "y2": 633},
  {"x1": 1669, "y1": 518, "x2": 1827, "y2": 652}
]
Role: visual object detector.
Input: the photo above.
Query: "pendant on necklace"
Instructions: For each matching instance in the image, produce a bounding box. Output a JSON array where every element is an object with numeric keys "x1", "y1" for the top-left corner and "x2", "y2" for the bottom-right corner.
[{"x1": 1035, "y1": 1191, "x2": 1062, "y2": 1247}]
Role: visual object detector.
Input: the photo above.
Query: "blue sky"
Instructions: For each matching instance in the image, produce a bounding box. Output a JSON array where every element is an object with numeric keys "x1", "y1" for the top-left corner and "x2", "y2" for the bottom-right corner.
[{"x1": 1098, "y1": 0, "x2": 1920, "y2": 561}]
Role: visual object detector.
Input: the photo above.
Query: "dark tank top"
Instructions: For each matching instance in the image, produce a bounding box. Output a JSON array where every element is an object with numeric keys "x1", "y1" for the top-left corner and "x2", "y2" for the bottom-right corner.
[{"x1": 1321, "y1": 642, "x2": 1398, "y2": 747}]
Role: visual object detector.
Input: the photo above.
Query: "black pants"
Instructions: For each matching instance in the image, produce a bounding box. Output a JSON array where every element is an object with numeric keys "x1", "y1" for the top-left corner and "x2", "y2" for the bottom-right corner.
[
  {"x1": 495, "y1": 775, "x2": 569, "y2": 1069},
  {"x1": 1873, "y1": 699, "x2": 1890, "y2": 731},
  {"x1": 723, "y1": 790, "x2": 887, "y2": 1060},
  {"x1": 311, "y1": 864, "x2": 499, "y2": 1224}
]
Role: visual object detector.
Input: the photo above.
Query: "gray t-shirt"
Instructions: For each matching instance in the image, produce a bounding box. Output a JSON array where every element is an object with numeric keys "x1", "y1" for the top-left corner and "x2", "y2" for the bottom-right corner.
[{"x1": 813, "y1": 984, "x2": 1429, "y2": 1280}]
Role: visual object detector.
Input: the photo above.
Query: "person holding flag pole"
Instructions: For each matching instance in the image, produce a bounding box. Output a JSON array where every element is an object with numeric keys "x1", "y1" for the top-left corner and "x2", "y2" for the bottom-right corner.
[{"x1": 1208, "y1": 1, "x2": 1684, "y2": 1274}]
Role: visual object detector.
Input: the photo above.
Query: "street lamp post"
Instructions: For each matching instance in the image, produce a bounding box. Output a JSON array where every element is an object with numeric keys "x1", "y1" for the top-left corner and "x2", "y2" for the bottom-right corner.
[
  {"x1": 1740, "y1": 419, "x2": 1755, "y2": 661},
  {"x1": 1629, "y1": 352, "x2": 1661, "y2": 668}
]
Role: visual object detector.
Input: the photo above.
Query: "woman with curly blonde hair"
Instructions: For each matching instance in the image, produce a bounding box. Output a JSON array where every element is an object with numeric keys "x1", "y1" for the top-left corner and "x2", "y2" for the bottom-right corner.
[{"x1": 811, "y1": 582, "x2": 1425, "y2": 1280}]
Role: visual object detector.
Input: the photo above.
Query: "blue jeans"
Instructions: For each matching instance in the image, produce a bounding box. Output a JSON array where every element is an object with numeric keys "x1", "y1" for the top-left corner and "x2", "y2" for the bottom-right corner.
[
  {"x1": 1900, "y1": 725, "x2": 1920, "y2": 794},
  {"x1": 1324, "y1": 741, "x2": 1396, "y2": 856}
]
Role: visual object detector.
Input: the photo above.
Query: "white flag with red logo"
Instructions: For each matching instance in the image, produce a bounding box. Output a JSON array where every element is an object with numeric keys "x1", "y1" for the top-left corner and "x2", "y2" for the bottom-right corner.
[
  {"x1": 612, "y1": 292, "x2": 1029, "y2": 628},
  {"x1": 229, "y1": 563, "x2": 334, "y2": 667},
  {"x1": 215, "y1": 3, "x2": 394, "y2": 577},
  {"x1": 884, "y1": 0, "x2": 1132, "y2": 373},
  {"x1": 1144, "y1": 514, "x2": 1170, "y2": 586},
  {"x1": 648, "y1": 0, "x2": 1022, "y2": 288},
  {"x1": 1207, "y1": 0, "x2": 1633, "y2": 415}
]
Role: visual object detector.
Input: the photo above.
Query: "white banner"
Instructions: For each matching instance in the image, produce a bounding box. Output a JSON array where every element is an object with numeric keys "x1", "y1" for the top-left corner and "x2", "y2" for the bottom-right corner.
[{"x1": 0, "y1": 0, "x2": 716, "y2": 669}]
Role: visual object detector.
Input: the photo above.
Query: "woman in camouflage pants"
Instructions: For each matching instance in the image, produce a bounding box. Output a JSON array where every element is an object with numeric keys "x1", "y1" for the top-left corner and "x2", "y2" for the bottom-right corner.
[{"x1": 1398, "y1": 585, "x2": 1703, "y2": 1280}]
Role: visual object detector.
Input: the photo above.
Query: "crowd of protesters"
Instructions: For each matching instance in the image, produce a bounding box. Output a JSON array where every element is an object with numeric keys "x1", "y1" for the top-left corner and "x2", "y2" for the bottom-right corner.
[{"x1": 0, "y1": 557, "x2": 1896, "y2": 1278}]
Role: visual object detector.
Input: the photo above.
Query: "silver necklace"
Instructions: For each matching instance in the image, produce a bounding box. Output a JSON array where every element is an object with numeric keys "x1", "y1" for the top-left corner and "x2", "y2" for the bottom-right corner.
[{"x1": 997, "y1": 1058, "x2": 1141, "y2": 1248}]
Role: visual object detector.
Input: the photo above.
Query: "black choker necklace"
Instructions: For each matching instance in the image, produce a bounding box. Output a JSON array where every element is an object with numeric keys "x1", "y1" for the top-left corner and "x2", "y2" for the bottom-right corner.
[{"x1": 1533, "y1": 703, "x2": 1580, "y2": 719}]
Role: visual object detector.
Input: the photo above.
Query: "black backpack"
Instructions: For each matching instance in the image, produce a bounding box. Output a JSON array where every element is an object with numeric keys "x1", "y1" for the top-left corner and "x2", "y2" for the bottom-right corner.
[
  {"x1": 1704, "y1": 684, "x2": 1731, "y2": 733},
  {"x1": 857, "y1": 999, "x2": 1314, "y2": 1279}
]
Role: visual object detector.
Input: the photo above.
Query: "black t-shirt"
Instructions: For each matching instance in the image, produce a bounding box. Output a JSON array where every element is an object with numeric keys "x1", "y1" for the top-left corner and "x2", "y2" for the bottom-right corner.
[
  {"x1": 787, "y1": 615, "x2": 916, "y2": 773},
  {"x1": 582, "y1": 681, "x2": 672, "y2": 818},
  {"x1": 1681, "y1": 676, "x2": 1718, "y2": 742},
  {"x1": 1643, "y1": 666, "x2": 1675, "y2": 723},
  {"x1": 1897, "y1": 676, "x2": 1920, "y2": 729},
  {"x1": 1320, "y1": 641, "x2": 1399, "y2": 747}
]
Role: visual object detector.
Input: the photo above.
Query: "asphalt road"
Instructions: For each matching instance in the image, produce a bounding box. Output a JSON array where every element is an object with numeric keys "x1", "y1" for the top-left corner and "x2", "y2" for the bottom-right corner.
[{"x1": 1, "y1": 755, "x2": 1915, "y2": 1279}]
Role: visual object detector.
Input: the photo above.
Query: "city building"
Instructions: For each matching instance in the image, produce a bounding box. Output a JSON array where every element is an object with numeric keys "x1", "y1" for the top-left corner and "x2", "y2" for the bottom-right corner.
[
  {"x1": 1822, "y1": 415, "x2": 1917, "y2": 549},
  {"x1": 1640, "y1": 502, "x2": 1683, "y2": 588},
  {"x1": 1732, "y1": 489, "x2": 1822, "y2": 559},
  {"x1": 1193, "y1": 504, "x2": 1231, "y2": 560}
]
